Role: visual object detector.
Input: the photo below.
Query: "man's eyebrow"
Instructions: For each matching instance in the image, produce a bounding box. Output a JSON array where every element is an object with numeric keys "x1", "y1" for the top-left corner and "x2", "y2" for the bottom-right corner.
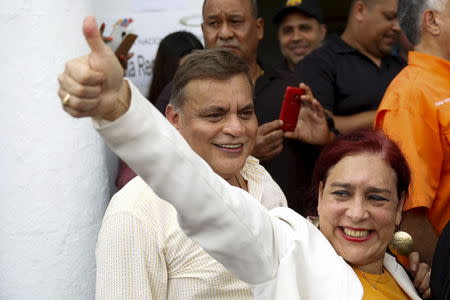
[
  {"x1": 384, "y1": 10, "x2": 397, "y2": 16},
  {"x1": 239, "y1": 104, "x2": 254, "y2": 111},
  {"x1": 206, "y1": 15, "x2": 220, "y2": 20},
  {"x1": 227, "y1": 13, "x2": 244, "y2": 18},
  {"x1": 199, "y1": 105, "x2": 228, "y2": 114},
  {"x1": 281, "y1": 24, "x2": 294, "y2": 30},
  {"x1": 205, "y1": 12, "x2": 244, "y2": 20}
]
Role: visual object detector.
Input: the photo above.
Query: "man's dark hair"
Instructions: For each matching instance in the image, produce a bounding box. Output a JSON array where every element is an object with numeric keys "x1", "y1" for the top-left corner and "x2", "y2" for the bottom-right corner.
[
  {"x1": 202, "y1": 0, "x2": 258, "y2": 18},
  {"x1": 170, "y1": 48, "x2": 254, "y2": 109},
  {"x1": 398, "y1": 0, "x2": 448, "y2": 46},
  {"x1": 347, "y1": 0, "x2": 385, "y2": 22}
]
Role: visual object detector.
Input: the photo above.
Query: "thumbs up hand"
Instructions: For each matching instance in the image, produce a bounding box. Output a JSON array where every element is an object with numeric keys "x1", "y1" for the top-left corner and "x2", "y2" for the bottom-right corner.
[{"x1": 58, "y1": 16, "x2": 130, "y2": 121}]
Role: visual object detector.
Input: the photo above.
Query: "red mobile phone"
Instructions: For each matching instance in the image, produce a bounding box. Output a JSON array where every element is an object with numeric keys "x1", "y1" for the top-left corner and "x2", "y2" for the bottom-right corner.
[{"x1": 279, "y1": 86, "x2": 305, "y2": 131}]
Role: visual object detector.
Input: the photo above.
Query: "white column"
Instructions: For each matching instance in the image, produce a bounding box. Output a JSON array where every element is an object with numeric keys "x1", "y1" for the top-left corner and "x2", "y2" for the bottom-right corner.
[{"x1": 0, "y1": 1, "x2": 117, "y2": 299}]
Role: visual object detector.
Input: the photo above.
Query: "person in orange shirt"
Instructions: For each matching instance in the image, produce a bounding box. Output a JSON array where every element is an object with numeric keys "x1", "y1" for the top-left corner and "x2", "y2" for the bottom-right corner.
[{"x1": 375, "y1": 0, "x2": 450, "y2": 265}]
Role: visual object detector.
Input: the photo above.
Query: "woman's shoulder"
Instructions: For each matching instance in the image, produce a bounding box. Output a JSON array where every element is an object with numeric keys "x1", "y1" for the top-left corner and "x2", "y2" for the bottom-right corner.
[
  {"x1": 269, "y1": 208, "x2": 348, "y2": 264},
  {"x1": 258, "y1": 208, "x2": 364, "y2": 299}
]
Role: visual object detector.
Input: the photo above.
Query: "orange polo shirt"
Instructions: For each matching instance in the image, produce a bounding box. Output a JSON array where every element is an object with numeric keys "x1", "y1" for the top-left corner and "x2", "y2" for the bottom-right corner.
[{"x1": 375, "y1": 51, "x2": 450, "y2": 235}]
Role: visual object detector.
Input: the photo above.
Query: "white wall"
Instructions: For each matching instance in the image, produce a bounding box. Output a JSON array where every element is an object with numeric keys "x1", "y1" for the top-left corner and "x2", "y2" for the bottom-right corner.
[
  {"x1": 0, "y1": 0, "x2": 203, "y2": 299},
  {"x1": 0, "y1": 1, "x2": 118, "y2": 299}
]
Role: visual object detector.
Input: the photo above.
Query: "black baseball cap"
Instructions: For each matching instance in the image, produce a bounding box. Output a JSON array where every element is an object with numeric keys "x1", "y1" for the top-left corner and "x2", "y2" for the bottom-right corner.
[{"x1": 274, "y1": 0, "x2": 324, "y2": 25}]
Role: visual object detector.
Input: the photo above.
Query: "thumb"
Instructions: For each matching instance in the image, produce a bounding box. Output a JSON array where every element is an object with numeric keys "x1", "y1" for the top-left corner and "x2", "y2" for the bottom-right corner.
[
  {"x1": 409, "y1": 251, "x2": 419, "y2": 273},
  {"x1": 259, "y1": 119, "x2": 283, "y2": 135},
  {"x1": 284, "y1": 131, "x2": 295, "y2": 139},
  {"x1": 83, "y1": 16, "x2": 107, "y2": 54}
]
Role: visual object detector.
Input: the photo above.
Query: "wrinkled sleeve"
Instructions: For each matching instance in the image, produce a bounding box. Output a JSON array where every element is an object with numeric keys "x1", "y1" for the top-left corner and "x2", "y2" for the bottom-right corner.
[{"x1": 93, "y1": 80, "x2": 278, "y2": 285}]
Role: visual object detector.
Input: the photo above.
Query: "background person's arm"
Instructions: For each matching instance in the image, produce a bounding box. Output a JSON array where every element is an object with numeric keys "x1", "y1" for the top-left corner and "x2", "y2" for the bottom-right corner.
[
  {"x1": 402, "y1": 209, "x2": 438, "y2": 266},
  {"x1": 333, "y1": 110, "x2": 377, "y2": 134},
  {"x1": 375, "y1": 88, "x2": 442, "y2": 266}
]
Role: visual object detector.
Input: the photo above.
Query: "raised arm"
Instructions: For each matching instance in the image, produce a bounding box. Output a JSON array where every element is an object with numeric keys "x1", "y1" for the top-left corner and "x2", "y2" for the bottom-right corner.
[{"x1": 58, "y1": 16, "x2": 277, "y2": 285}]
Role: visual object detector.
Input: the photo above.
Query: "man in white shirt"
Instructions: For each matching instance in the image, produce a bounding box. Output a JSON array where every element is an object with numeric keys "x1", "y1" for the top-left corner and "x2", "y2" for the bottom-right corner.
[
  {"x1": 94, "y1": 47, "x2": 288, "y2": 298},
  {"x1": 58, "y1": 15, "x2": 331, "y2": 299}
]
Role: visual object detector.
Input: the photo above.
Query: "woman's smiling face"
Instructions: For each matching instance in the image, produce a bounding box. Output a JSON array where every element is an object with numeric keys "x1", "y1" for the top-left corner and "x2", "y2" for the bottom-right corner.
[{"x1": 317, "y1": 152, "x2": 404, "y2": 273}]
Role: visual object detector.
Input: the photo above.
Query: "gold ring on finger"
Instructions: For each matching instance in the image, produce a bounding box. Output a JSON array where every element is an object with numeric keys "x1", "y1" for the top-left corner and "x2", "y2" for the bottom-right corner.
[{"x1": 62, "y1": 93, "x2": 71, "y2": 106}]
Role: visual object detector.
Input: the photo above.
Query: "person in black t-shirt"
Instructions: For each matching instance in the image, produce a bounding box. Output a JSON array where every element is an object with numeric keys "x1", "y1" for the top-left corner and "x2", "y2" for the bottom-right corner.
[
  {"x1": 273, "y1": 0, "x2": 326, "y2": 73},
  {"x1": 296, "y1": 0, "x2": 406, "y2": 134}
]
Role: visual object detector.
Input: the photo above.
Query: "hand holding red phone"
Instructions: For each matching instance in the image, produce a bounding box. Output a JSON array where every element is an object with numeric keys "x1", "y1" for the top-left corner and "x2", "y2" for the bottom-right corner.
[
  {"x1": 279, "y1": 86, "x2": 305, "y2": 132},
  {"x1": 283, "y1": 83, "x2": 332, "y2": 145}
]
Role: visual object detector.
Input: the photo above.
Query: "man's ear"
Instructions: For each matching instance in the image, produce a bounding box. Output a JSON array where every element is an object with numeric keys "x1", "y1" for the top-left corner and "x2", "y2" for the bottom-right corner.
[
  {"x1": 319, "y1": 24, "x2": 327, "y2": 42},
  {"x1": 165, "y1": 104, "x2": 181, "y2": 129},
  {"x1": 256, "y1": 17, "x2": 265, "y2": 40},
  {"x1": 353, "y1": 1, "x2": 367, "y2": 22},
  {"x1": 423, "y1": 10, "x2": 441, "y2": 36}
]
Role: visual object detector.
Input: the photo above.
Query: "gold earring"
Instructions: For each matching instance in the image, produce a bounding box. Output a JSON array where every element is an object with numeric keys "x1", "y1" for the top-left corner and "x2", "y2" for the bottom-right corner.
[{"x1": 389, "y1": 231, "x2": 414, "y2": 256}]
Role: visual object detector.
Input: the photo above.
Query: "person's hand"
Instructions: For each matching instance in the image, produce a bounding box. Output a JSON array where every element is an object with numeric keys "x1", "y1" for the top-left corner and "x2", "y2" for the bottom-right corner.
[
  {"x1": 284, "y1": 83, "x2": 332, "y2": 146},
  {"x1": 57, "y1": 16, "x2": 130, "y2": 121},
  {"x1": 251, "y1": 120, "x2": 284, "y2": 162},
  {"x1": 409, "y1": 251, "x2": 431, "y2": 299}
]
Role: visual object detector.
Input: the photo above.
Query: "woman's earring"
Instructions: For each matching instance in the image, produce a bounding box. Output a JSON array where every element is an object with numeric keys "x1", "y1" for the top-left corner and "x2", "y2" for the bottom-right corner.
[{"x1": 389, "y1": 230, "x2": 414, "y2": 256}]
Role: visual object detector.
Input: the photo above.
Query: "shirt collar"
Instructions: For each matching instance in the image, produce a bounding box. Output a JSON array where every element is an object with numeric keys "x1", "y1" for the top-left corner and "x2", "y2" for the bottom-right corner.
[
  {"x1": 240, "y1": 156, "x2": 264, "y2": 202},
  {"x1": 331, "y1": 36, "x2": 401, "y2": 67},
  {"x1": 257, "y1": 59, "x2": 279, "y2": 81},
  {"x1": 330, "y1": 36, "x2": 360, "y2": 54},
  {"x1": 408, "y1": 51, "x2": 450, "y2": 78}
]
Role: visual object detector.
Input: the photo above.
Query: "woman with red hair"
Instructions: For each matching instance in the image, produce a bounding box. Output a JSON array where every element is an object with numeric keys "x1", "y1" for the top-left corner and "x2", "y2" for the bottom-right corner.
[
  {"x1": 95, "y1": 93, "x2": 430, "y2": 299},
  {"x1": 113, "y1": 122, "x2": 430, "y2": 299}
]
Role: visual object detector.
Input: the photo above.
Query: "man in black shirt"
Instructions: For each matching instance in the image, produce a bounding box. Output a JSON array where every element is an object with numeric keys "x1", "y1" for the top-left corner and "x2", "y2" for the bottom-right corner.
[
  {"x1": 156, "y1": 0, "x2": 332, "y2": 216},
  {"x1": 296, "y1": 0, "x2": 406, "y2": 134}
]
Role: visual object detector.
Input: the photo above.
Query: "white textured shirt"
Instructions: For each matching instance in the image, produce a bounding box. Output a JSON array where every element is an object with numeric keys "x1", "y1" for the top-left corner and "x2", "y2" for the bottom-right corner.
[{"x1": 95, "y1": 156, "x2": 286, "y2": 299}]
